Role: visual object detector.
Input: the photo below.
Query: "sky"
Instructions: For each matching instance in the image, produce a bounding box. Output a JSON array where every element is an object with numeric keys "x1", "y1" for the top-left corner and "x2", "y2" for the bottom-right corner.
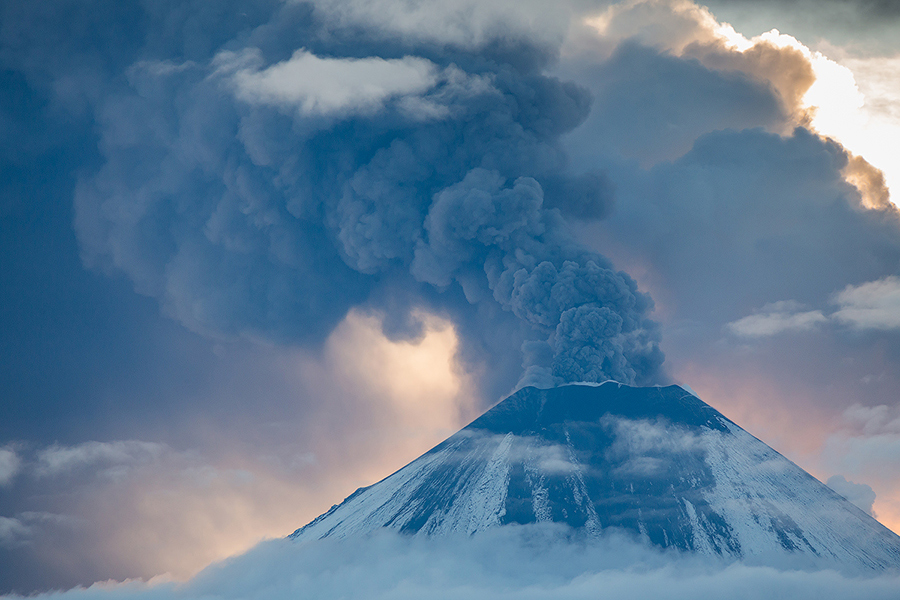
[{"x1": 1, "y1": 0, "x2": 900, "y2": 595}]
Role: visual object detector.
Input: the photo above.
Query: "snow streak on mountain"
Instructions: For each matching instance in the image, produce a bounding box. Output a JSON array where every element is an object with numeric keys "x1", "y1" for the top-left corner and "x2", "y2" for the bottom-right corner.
[{"x1": 292, "y1": 383, "x2": 900, "y2": 571}]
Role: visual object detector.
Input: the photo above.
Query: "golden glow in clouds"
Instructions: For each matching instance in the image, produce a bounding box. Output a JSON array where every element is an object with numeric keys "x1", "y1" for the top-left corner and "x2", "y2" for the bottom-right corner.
[{"x1": 69, "y1": 310, "x2": 474, "y2": 583}]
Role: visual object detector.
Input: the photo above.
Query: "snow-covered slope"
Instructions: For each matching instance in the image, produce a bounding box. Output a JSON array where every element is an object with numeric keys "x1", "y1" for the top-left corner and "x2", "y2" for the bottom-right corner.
[{"x1": 290, "y1": 382, "x2": 900, "y2": 570}]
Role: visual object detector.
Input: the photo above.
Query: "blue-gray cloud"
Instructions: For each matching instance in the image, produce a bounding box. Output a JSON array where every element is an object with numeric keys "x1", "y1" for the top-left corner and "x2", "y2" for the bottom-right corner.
[
  {"x1": 579, "y1": 127, "x2": 900, "y2": 326},
  {"x1": 561, "y1": 42, "x2": 793, "y2": 166}
]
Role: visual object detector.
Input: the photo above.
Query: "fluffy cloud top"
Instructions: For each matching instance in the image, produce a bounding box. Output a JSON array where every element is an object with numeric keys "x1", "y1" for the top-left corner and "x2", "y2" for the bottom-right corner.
[
  {"x1": 727, "y1": 302, "x2": 828, "y2": 337},
  {"x1": 725, "y1": 276, "x2": 900, "y2": 337},
  {"x1": 827, "y1": 474, "x2": 877, "y2": 516},
  {"x1": 833, "y1": 276, "x2": 900, "y2": 330},
  {"x1": 219, "y1": 49, "x2": 440, "y2": 116}
]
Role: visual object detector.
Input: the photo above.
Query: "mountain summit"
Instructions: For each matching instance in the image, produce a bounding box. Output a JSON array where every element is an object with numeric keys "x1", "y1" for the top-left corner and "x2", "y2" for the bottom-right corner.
[{"x1": 291, "y1": 382, "x2": 900, "y2": 570}]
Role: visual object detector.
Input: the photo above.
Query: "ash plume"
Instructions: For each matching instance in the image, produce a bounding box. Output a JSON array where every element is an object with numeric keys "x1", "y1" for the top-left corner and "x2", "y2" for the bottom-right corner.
[{"x1": 71, "y1": 1, "x2": 665, "y2": 392}]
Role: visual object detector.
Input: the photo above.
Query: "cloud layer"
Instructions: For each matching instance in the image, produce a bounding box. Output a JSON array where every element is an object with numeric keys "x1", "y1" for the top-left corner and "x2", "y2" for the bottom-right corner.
[{"x1": 7, "y1": 527, "x2": 900, "y2": 600}]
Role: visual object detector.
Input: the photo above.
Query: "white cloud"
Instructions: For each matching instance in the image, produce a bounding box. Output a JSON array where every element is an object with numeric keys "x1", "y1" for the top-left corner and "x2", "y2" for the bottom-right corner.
[
  {"x1": 813, "y1": 50, "x2": 900, "y2": 204},
  {"x1": 604, "y1": 415, "x2": 702, "y2": 454},
  {"x1": 832, "y1": 276, "x2": 900, "y2": 330},
  {"x1": 0, "y1": 517, "x2": 30, "y2": 549},
  {"x1": 726, "y1": 301, "x2": 828, "y2": 337},
  {"x1": 216, "y1": 48, "x2": 440, "y2": 116},
  {"x1": 842, "y1": 404, "x2": 900, "y2": 435},
  {"x1": 827, "y1": 475, "x2": 877, "y2": 516},
  {"x1": 35, "y1": 441, "x2": 167, "y2": 479},
  {"x1": 0, "y1": 447, "x2": 20, "y2": 486},
  {"x1": 0, "y1": 512, "x2": 82, "y2": 551},
  {"x1": 8, "y1": 527, "x2": 900, "y2": 599},
  {"x1": 725, "y1": 278, "x2": 900, "y2": 338},
  {"x1": 818, "y1": 405, "x2": 900, "y2": 530},
  {"x1": 585, "y1": 0, "x2": 733, "y2": 55},
  {"x1": 824, "y1": 431, "x2": 900, "y2": 480},
  {"x1": 602, "y1": 416, "x2": 703, "y2": 476}
]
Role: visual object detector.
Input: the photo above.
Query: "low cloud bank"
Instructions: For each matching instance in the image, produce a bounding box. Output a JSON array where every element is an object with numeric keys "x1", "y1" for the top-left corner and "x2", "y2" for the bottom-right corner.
[{"x1": 11, "y1": 526, "x2": 900, "y2": 600}]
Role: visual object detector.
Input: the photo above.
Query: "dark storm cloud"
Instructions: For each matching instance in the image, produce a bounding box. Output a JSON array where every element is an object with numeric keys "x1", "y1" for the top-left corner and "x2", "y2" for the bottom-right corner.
[
  {"x1": 576, "y1": 125, "x2": 900, "y2": 325},
  {"x1": 573, "y1": 118, "x2": 900, "y2": 411}
]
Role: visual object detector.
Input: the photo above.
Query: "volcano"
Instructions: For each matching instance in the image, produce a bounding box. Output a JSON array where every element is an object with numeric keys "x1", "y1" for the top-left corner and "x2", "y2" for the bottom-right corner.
[{"x1": 290, "y1": 382, "x2": 900, "y2": 570}]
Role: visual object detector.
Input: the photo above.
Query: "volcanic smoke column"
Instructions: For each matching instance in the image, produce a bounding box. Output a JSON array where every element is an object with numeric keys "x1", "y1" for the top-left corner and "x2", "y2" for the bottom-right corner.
[
  {"x1": 412, "y1": 168, "x2": 662, "y2": 385},
  {"x1": 73, "y1": 15, "x2": 665, "y2": 389}
]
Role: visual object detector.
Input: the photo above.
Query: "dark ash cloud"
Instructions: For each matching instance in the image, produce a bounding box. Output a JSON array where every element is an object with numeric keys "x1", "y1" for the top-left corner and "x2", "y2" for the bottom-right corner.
[{"x1": 69, "y1": 2, "x2": 665, "y2": 389}]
